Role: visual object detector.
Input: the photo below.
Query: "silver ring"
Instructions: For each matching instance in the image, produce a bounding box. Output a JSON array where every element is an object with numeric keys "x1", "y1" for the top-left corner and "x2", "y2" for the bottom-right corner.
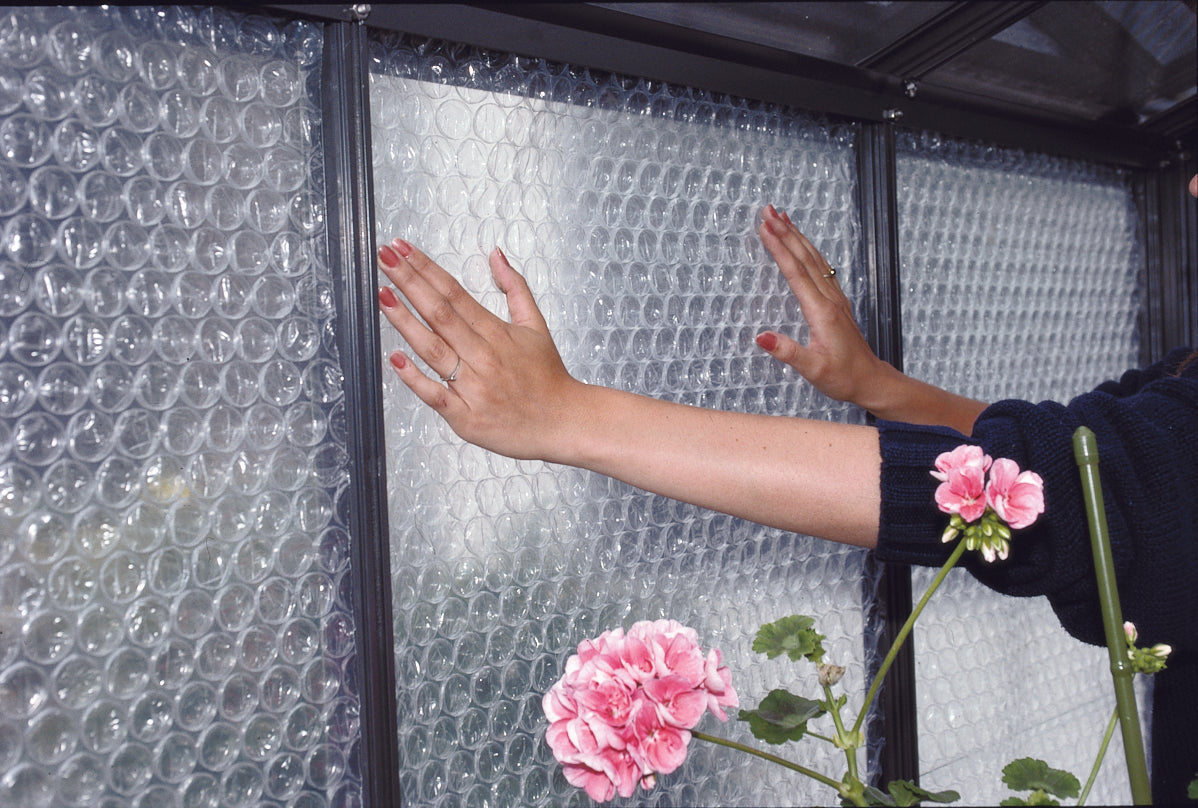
[{"x1": 440, "y1": 358, "x2": 462, "y2": 383}]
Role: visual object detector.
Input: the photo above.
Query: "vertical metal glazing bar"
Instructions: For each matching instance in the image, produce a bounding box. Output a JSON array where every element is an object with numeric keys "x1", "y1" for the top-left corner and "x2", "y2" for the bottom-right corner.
[
  {"x1": 857, "y1": 120, "x2": 921, "y2": 787},
  {"x1": 322, "y1": 17, "x2": 403, "y2": 806},
  {"x1": 1135, "y1": 170, "x2": 1165, "y2": 366},
  {"x1": 1136, "y1": 154, "x2": 1197, "y2": 367},
  {"x1": 1157, "y1": 158, "x2": 1198, "y2": 352}
]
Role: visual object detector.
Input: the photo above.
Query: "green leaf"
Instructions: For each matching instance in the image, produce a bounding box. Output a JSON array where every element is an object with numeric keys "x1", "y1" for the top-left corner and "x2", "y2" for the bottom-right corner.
[
  {"x1": 859, "y1": 785, "x2": 897, "y2": 806},
  {"x1": 1188, "y1": 775, "x2": 1198, "y2": 800},
  {"x1": 886, "y1": 780, "x2": 960, "y2": 806},
  {"x1": 1001, "y1": 759, "x2": 1079, "y2": 799},
  {"x1": 753, "y1": 615, "x2": 827, "y2": 663},
  {"x1": 737, "y1": 688, "x2": 825, "y2": 745},
  {"x1": 999, "y1": 794, "x2": 1062, "y2": 807}
]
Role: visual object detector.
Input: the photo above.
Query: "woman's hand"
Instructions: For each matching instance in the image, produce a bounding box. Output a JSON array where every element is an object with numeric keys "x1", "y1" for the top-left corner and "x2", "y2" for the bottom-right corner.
[
  {"x1": 376, "y1": 239, "x2": 585, "y2": 462},
  {"x1": 755, "y1": 205, "x2": 987, "y2": 434},
  {"x1": 755, "y1": 205, "x2": 889, "y2": 406}
]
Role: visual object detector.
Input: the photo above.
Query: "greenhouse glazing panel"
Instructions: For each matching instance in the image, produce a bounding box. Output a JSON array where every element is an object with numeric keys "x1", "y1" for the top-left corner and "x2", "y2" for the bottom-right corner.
[
  {"x1": 370, "y1": 33, "x2": 877, "y2": 807},
  {"x1": 896, "y1": 132, "x2": 1143, "y2": 805},
  {"x1": 0, "y1": 7, "x2": 362, "y2": 807}
]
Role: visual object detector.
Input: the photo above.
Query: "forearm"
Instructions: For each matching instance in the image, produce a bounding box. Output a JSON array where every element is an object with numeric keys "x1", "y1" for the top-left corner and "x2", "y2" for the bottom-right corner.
[
  {"x1": 551, "y1": 382, "x2": 881, "y2": 548},
  {"x1": 856, "y1": 361, "x2": 987, "y2": 436}
]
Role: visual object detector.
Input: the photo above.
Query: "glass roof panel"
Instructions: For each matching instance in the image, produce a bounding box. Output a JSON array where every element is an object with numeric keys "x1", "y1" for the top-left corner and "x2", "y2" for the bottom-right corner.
[
  {"x1": 591, "y1": 2, "x2": 955, "y2": 65},
  {"x1": 922, "y1": 0, "x2": 1196, "y2": 124}
]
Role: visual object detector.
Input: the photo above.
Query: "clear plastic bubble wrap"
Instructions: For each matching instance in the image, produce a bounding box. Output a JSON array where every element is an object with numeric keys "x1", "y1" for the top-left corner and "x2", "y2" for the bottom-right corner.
[
  {"x1": 370, "y1": 33, "x2": 877, "y2": 807},
  {"x1": 897, "y1": 131, "x2": 1143, "y2": 805},
  {"x1": 0, "y1": 7, "x2": 360, "y2": 808}
]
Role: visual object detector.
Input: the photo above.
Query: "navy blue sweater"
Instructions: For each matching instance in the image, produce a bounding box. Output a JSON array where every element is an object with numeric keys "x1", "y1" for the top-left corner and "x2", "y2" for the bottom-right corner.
[{"x1": 876, "y1": 347, "x2": 1198, "y2": 803}]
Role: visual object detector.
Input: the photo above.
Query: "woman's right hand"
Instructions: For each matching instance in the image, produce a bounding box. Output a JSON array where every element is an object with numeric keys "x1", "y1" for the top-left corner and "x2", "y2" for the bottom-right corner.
[
  {"x1": 755, "y1": 204, "x2": 890, "y2": 408},
  {"x1": 755, "y1": 205, "x2": 987, "y2": 433},
  {"x1": 377, "y1": 239, "x2": 586, "y2": 462}
]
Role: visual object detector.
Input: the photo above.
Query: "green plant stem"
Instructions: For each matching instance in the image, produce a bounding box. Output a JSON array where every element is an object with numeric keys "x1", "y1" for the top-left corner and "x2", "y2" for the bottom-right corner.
[
  {"x1": 691, "y1": 730, "x2": 844, "y2": 793},
  {"x1": 852, "y1": 540, "x2": 967, "y2": 737},
  {"x1": 1078, "y1": 706, "x2": 1119, "y2": 806},
  {"x1": 824, "y1": 682, "x2": 860, "y2": 785},
  {"x1": 806, "y1": 730, "x2": 837, "y2": 745}
]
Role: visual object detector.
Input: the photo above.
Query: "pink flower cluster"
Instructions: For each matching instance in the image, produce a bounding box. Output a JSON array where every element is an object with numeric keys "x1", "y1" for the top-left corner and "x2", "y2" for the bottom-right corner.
[
  {"x1": 931, "y1": 445, "x2": 1045, "y2": 531},
  {"x1": 543, "y1": 619, "x2": 738, "y2": 803}
]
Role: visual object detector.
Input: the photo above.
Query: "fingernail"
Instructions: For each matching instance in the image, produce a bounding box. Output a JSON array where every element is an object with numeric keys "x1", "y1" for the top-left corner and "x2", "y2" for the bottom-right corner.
[
  {"x1": 766, "y1": 204, "x2": 779, "y2": 219},
  {"x1": 780, "y1": 210, "x2": 791, "y2": 225},
  {"x1": 378, "y1": 287, "x2": 398, "y2": 308},
  {"x1": 756, "y1": 332, "x2": 778, "y2": 352},
  {"x1": 392, "y1": 238, "x2": 413, "y2": 257},
  {"x1": 762, "y1": 218, "x2": 780, "y2": 236},
  {"x1": 389, "y1": 352, "x2": 407, "y2": 370},
  {"x1": 494, "y1": 246, "x2": 508, "y2": 264},
  {"x1": 378, "y1": 245, "x2": 400, "y2": 268}
]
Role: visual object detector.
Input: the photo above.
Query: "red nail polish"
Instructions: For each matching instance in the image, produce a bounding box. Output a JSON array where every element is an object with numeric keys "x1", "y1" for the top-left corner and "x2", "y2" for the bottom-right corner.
[
  {"x1": 763, "y1": 218, "x2": 780, "y2": 236},
  {"x1": 389, "y1": 352, "x2": 407, "y2": 370},
  {"x1": 780, "y1": 210, "x2": 791, "y2": 225},
  {"x1": 756, "y1": 332, "x2": 778, "y2": 352},
  {"x1": 378, "y1": 245, "x2": 400, "y2": 268},
  {"x1": 392, "y1": 238, "x2": 413, "y2": 258},
  {"x1": 766, "y1": 204, "x2": 779, "y2": 219},
  {"x1": 378, "y1": 287, "x2": 398, "y2": 308}
]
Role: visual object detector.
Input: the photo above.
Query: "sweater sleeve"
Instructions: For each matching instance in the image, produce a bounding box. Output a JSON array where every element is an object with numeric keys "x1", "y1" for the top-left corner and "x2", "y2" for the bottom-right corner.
[{"x1": 875, "y1": 355, "x2": 1198, "y2": 652}]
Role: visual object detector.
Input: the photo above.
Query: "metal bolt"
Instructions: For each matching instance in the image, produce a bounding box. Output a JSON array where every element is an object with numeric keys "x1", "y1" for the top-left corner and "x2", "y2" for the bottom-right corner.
[
  {"x1": 903, "y1": 80, "x2": 918, "y2": 98},
  {"x1": 883, "y1": 108, "x2": 904, "y2": 121},
  {"x1": 347, "y1": 4, "x2": 371, "y2": 21}
]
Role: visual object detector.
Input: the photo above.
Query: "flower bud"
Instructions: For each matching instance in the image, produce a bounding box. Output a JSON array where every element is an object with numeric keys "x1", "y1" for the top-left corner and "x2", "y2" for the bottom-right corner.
[
  {"x1": 1123, "y1": 621, "x2": 1137, "y2": 643},
  {"x1": 818, "y1": 664, "x2": 845, "y2": 686}
]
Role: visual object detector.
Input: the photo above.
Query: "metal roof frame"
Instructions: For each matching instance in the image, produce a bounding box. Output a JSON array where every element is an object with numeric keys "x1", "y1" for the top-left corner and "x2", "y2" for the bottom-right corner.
[{"x1": 273, "y1": 2, "x2": 1192, "y2": 168}]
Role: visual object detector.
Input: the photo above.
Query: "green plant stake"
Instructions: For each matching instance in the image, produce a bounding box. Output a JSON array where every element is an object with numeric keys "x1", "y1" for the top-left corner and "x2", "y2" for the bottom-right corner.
[{"x1": 1072, "y1": 426, "x2": 1152, "y2": 805}]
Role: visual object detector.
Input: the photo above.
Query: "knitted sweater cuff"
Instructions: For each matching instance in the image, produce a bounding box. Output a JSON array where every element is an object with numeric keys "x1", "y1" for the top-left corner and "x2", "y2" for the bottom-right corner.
[{"x1": 874, "y1": 420, "x2": 971, "y2": 567}]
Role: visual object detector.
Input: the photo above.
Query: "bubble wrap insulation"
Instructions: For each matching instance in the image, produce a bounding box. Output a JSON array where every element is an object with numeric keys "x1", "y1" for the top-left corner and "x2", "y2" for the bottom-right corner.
[
  {"x1": 896, "y1": 132, "x2": 1143, "y2": 804},
  {"x1": 370, "y1": 34, "x2": 876, "y2": 807},
  {"x1": 0, "y1": 7, "x2": 362, "y2": 808}
]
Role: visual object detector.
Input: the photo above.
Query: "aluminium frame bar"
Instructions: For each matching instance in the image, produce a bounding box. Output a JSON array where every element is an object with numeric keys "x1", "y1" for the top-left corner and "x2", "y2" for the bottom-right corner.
[
  {"x1": 321, "y1": 15, "x2": 405, "y2": 807},
  {"x1": 857, "y1": 121, "x2": 922, "y2": 788},
  {"x1": 858, "y1": 0, "x2": 1046, "y2": 81}
]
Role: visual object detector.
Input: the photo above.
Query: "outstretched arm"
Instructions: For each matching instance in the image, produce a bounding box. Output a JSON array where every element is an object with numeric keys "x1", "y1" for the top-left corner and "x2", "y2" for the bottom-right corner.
[
  {"x1": 755, "y1": 206, "x2": 988, "y2": 435},
  {"x1": 377, "y1": 238, "x2": 882, "y2": 548}
]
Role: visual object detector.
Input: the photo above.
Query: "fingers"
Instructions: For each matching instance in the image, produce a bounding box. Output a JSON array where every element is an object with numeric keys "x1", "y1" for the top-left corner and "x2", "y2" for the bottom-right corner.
[
  {"x1": 759, "y1": 205, "x2": 845, "y2": 305},
  {"x1": 385, "y1": 349, "x2": 461, "y2": 414},
  {"x1": 377, "y1": 284, "x2": 465, "y2": 385},
  {"x1": 377, "y1": 239, "x2": 494, "y2": 360},
  {"x1": 490, "y1": 247, "x2": 548, "y2": 332},
  {"x1": 378, "y1": 240, "x2": 554, "y2": 396},
  {"x1": 756, "y1": 328, "x2": 824, "y2": 379}
]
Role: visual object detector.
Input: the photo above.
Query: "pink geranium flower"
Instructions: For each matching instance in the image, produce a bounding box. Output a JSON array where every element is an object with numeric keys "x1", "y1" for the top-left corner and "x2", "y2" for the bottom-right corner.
[
  {"x1": 931, "y1": 444, "x2": 992, "y2": 480},
  {"x1": 985, "y1": 458, "x2": 1045, "y2": 530},
  {"x1": 931, "y1": 445, "x2": 1045, "y2": 563},
  {"x1": 544, "y1": 620, "x2": 738, "y2": 803},
  {"x1": 933, "y1": 465, "x2": 988, "y2": 522},
  {"x1": 931, "y1": 445, "x2": 992, "y2": 522}
]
